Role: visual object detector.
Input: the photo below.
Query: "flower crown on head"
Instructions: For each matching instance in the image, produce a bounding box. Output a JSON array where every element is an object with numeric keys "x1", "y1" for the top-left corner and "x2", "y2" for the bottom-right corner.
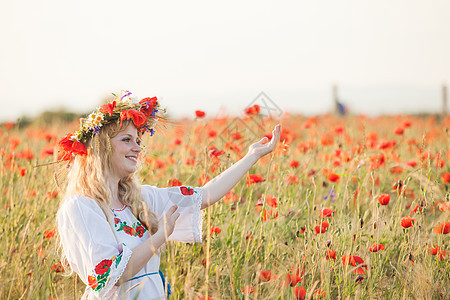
[{"x1": 58, "y1": 90, "x2": 165, "y2": 161}]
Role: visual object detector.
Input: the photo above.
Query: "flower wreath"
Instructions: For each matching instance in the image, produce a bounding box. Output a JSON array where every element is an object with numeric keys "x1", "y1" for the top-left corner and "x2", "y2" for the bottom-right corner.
[{"x1": 58, "y1": 90, "x2": 165, "y2": 161}]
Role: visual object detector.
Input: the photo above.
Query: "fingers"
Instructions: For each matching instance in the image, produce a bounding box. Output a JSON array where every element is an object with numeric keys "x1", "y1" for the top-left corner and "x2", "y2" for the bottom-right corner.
[
  {"x1": 167, "y1": 204, "x2": 178, "y2": 215},
  {"x1": 171, "y1": 212, "x2": 180, "y2": 223},
  {"x1": 258, "y1": 137, "x2": 269, "y2": 144},
  {"x1": 269, "y1": 124, "x2": 281, "y2": 146}
]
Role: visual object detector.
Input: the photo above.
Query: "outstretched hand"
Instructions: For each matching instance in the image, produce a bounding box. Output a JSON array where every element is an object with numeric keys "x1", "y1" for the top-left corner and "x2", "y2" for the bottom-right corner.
[{"x1": 247, "y1": 124, "x2": 281, "y2": 159}]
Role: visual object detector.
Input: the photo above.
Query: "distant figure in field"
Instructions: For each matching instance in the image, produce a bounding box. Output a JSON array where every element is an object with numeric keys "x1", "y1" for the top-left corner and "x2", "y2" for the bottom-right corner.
[{"x1": 56, "y1": 90, "x2": 281, "y2": 299}]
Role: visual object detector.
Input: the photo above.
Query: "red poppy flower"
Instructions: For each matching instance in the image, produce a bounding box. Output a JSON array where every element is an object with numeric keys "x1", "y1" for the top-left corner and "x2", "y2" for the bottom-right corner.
[
  {"x1": 377, "y1": 194, "x2": 390, "y2": 205},
  {"x1": 58, "y1": 134, "x2": 73, "y2": 152},
  {"x1": 406, "y1": 159, "x2": 417, "y2": 167},
  {"x1": 210, "y1": 226, "x2": 221, "y2": 236},
  {"x1": 230, "y1": 131, "x2": 242, "y2": 140},
  {"x1": 259, "y1": 270, "x2": 274, "y2": 282},
  {"x1": 313, "y1": 289, "x2": 326, "y2": 299},
  {"x1": 44, "y1": 228, "x2": 56, "y2": 239},
  {"x1": 180, "y1": 186, "x2": 195, "y2": 195},
  {"x1": 19, "y1": 168, "x2": 27, "y2": 176},
  {"x1": 437, "y1": 202, "x2": 450, "y2": 212},
  {"x1": 401, "y1": 216, "x2": 416, "y2": 228},
  {"x1": 195, "y1": 110, "x2": 206, "y2": 118},
  {"x1": 208, "y1": 130, "x2": 217, "y2": 138},
  {"x1": 168, "y1": 178, "x2": 182, "y2": 187},
  {"x1": 4, "y1": 122, "x2": 15, "y2": 130},
  {"x1": 283, "y1": 272, "x2": 302, "y2": 287},
  {"x1": 327, "y1": 172, "x2": 340, "y2": 183},
  {"x1": 266, "y1": 195, "x2": 278, "y2": 208},
  {"x1": 99, "y1": 100, "x2": 116, "y2": 116},
  {"x1": 247, "y1": 174, "x2": 264, "y2": 187},
  {"x1": 342, "y1": 255, "x2": 366, "y2": 274},
  {"x1": 326, "y1": 249, "x2": 337, "y2": 260},
  {"x1": 433, "y1": 222, "x2": 450, "y2": 234},
  {"x1": 120, "y1": 109, "x2": 147, "y2": 128},
  {"x1": 241, "y1": 286, "x2": 254, "y2": 295},
  {"x1": 438, "y1": 250, "x2": 448, "y2": 261},
  {"x1": 428, "y1": 244, "x2": 440, "y2": 256},
  {"x1": 72, "y1": 140, "x2": 88, "y2": 156},
  {"x1": 58, "y1": 133, "x2": 88, "y2": 159},
  {"x1": 208, "y1": 148, "x2": 225, "y2": 158},
  {"x1": 245, "y1": 104, "x2": 260, "y2": 115},
  {"x1": 286, "y1": 174, "x2": 299, "y2": 184},
  {"x1": 441, "y1": 172, "x2": 450, "y2": 184},
  {"x1": 319, "y1": 207, "x2": 335, "y2": 218},
  {"x1": 139, "y1": 97, "x2": 157, "y2": 116},
  {"x1": 293, "y1": 286, "x2": 306, "y2": 300},
  {"x1": 88, "y1": 275, "x2": 98, "y2": 290},
  {"x1": 393, "y1": 127, "x2": 404, "y2": 135},
  {"x1": 50, "y1": 261, "x2": 64, "y2": 273},
  {"x1": 198, "y1": 173, "x2": 210, "y2": 185},
  {"x1": 94, "y1": 259, "x2": 112, "y2": 275},
  {"x1": 289, "y1": 159, "x2": 300, "y2": 168},
  {"x1": 369, "y1": 243, "x2": 385, "y2": 252},
  {"x1": 123, "y1": 226, "x2": 136, "y2": 236},
  {"x1": 262, "y1": 209, "x2": 279, "y2": 222},
  {"x1": 136, "y1": 225, "x2": 146, "y2": 237},
  {"x1": 315, "y1": 220, "x2": 329, "y2": 234}
]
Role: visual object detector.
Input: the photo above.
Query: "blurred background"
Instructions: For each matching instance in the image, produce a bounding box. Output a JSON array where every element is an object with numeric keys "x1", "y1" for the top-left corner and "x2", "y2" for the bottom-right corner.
[{"x1": 1, "y1": 0, "x2": 449, "y2": 122}]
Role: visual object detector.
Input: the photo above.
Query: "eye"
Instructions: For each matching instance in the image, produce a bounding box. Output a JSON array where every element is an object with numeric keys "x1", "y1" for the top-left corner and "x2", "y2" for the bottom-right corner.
[{"x1": 122, "y1": 137, "x2": 131, "y2": 142}]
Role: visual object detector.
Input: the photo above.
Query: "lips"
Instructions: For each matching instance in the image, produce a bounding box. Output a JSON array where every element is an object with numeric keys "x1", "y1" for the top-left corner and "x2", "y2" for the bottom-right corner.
[{"x1": 126, "y1": 155, "x2": 138, "y2": 163}]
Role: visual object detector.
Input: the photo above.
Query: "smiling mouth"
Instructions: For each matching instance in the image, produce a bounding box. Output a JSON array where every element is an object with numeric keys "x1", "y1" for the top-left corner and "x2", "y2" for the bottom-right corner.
[{"x1": 126, "y1": 156, "x2": 138, "y2": 163}]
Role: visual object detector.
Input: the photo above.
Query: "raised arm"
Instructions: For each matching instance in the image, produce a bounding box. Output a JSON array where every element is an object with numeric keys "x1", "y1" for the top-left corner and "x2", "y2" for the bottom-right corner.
[{"x1": 201, "y1": 124, "x2": 281, "y2": 209}]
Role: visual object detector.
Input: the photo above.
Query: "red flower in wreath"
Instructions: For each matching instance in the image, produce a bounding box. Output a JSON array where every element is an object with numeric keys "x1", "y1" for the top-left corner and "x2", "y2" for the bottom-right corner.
[
  {"x1": 95, "y1": 259, "x2": 112, "y2": 275},
  {"x1": 58, "y1": 134, "x2": 73, "y2": 153},
  {"x1": 139, "y1": 97, "x2": 158, "y2": 117},
  {"x1": 120, "y1": 109, "x2": 147, "y2": 128},
  {"x1": 88, "y1": 275, "x2": 98, "y2": 289},
  {"x1": 180, "y1": 186, "x2": 195, "y2": 195},
  {"x1": 136, "y1": 225, "x2": 146, "y2": 237},
  {"x1": 58, "y1": 133, "x2": 88, "y2": 160},
  {"x1": 72, "y1": 140, "x2": 87, "y2": 156},
  {"x1": 99, "y1": 100, "x2": 116, "y2": 116},
  {"x1": 123, "y1": 226, "x2": 136, "y2": 236}
]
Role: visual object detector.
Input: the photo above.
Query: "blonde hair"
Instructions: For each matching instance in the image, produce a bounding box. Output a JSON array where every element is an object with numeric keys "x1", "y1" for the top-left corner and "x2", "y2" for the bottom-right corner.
[{"x1": 62, "y1": 118, "x2": 159, "y2": 234}]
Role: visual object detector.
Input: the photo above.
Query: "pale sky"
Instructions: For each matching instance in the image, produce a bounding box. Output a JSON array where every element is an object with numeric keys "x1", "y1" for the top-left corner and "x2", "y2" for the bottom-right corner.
[{"x1": 1, "y1": 0, "x2": 449, "y2": 121}]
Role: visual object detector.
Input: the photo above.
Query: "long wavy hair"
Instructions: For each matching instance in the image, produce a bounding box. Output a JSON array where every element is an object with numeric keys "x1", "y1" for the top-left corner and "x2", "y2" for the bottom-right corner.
[{"x1": 61, "y1": 118, "x2": 159, "y2": 234}]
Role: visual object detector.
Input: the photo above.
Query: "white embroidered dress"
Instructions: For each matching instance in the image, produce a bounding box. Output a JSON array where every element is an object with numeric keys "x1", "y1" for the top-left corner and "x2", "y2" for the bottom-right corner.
[{"x1": 57, "y1": 185, "x2": 203, "y2": 300}]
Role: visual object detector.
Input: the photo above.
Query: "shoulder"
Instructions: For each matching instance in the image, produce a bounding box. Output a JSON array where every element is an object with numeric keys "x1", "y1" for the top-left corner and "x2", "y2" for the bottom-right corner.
[{"x1": 58, "y1": 195, "x2": 105, "y2": 220}]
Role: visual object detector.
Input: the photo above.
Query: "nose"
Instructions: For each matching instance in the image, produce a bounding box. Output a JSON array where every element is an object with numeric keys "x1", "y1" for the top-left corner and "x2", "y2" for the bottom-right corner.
[{"x1": 132, "y1": 141, "x2": 142, "y2": 153}]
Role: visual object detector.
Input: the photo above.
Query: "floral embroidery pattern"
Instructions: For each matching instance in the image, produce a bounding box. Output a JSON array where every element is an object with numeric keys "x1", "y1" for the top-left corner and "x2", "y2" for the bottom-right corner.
[
  {"x1": 112, "y1": 210, "x2": 147, "y2": 238},
  {"x1": 88, "y1": 252, "x2": 123, "y2": 291},
  {"x1": 180, "y1": 186, "x2": 197, "y2": 196}
]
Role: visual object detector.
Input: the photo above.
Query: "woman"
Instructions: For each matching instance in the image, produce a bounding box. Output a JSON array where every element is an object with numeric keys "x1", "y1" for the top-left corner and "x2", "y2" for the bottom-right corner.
[{"x1": 57, "y1": 91, "x2": 281, "y2": 299}]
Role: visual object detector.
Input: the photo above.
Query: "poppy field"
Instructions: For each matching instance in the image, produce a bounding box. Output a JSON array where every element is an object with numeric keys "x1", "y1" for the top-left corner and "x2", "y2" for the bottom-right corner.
[{"x1": 0, "y1": 110, "x2": 449, "y2": 299}]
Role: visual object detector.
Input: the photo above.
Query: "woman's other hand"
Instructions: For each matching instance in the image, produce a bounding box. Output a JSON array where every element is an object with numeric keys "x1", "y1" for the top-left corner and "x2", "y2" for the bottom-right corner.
[{"x1": 158, "y1": 205, "x2": 180, "y2": 240}]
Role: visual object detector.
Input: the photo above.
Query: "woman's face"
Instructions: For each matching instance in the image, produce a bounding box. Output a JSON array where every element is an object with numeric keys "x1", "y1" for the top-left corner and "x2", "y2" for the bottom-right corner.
[{"x1": 109, "y1": 123, "x2": 142, "y2": 180}]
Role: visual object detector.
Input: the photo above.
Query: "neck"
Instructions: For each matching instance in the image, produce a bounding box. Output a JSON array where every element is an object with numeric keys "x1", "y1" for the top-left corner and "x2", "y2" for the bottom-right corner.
[{"x1": 108, "y1": 175, "x2": 122, "y2": 209}]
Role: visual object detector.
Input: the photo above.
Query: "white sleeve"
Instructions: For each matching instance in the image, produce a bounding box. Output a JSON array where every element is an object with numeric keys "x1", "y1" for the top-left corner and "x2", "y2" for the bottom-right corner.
[
  {"x1": 142, "y1": 185, "x2": 203, "y2": 243},
  {"x1": 57, "y1": 196, "x2": 132, "y2": 297}
]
